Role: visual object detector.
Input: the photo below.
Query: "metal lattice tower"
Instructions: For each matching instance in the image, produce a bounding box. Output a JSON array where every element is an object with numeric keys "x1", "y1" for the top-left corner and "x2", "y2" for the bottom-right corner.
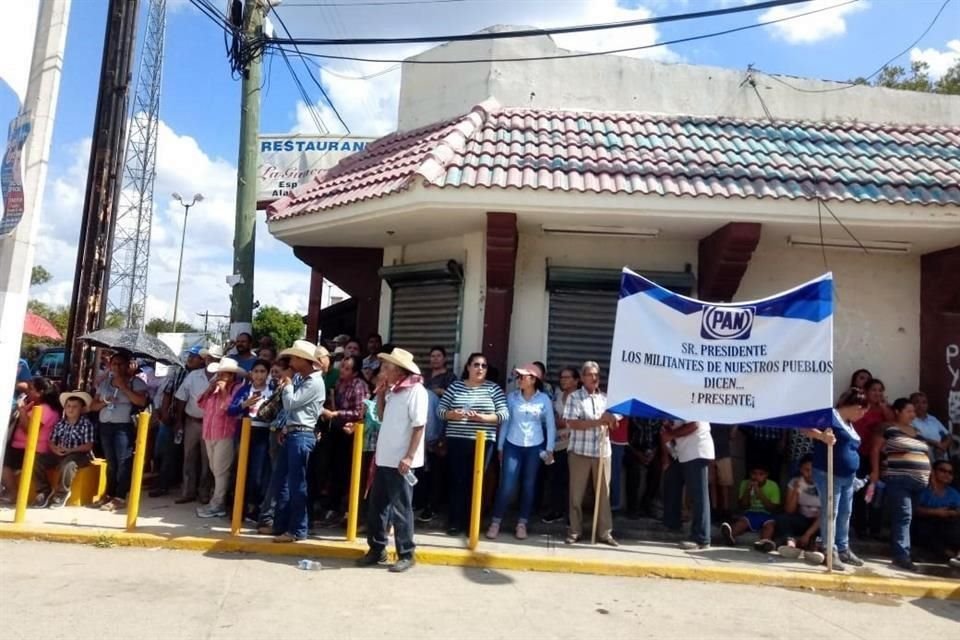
[{"x1": 107, "y1": 0, "x2": 166, "y2": 328}]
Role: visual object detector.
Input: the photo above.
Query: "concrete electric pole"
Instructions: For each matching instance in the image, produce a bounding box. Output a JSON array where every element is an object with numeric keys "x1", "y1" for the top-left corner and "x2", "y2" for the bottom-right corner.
[{"x1": 229, "y1": 0, "x2": 265, "y2": 339}]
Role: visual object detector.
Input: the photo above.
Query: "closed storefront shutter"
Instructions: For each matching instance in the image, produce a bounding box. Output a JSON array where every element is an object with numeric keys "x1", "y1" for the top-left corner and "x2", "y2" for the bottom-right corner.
[{"x1": 387, "y1": 281, "x2": 461, "y2": 373}]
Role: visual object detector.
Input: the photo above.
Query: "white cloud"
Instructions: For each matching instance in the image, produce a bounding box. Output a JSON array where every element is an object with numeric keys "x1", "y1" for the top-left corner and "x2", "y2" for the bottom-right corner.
[
  {"x1": 911, "y1": 39, "x2": 960, "y2": 78},
  {"x1": 760, "y1": 0, "x2": 868, "y2": 45}
]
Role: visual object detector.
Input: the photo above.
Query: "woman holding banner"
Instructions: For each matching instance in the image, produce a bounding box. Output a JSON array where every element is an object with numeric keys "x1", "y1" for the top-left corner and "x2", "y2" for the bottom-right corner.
[{"x1": 803, "y1": 388, "x2": 868, "y2": 571}]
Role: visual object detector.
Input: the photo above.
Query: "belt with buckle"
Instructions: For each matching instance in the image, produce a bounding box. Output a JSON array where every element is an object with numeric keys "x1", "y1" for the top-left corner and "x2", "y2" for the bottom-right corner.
[{"x1": 285, "y1": 424, "x2": 314, "y2": 433}]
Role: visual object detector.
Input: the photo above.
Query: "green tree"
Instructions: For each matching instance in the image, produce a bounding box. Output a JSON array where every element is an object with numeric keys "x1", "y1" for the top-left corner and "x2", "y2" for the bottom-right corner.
[
  {"x1": 104, "y1": 310, "x2": 125, "y2": 329},
  {"x1": 145, "y1": 317, "x2": 199, "y2": 335},
  {"x1": 30, "y1": 265, "x2": 52, "y2": 286},
  {"x1": 252, "y1": 305, "x2": 304, "y2": 350},
  {"x1": 851, "y1": 60, "x2": 959, "y2": 95}
]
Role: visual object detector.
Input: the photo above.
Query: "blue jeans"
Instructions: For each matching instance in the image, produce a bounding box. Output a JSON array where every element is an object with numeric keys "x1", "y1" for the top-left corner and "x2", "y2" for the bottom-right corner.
[
  {"x1": 257, "y1": 431, "x2": 283, "y2": 527},
  {"x1": 663, "y1": 458, "x2": 711, "y2": 545},
  {"x1": 273, "y1": 431, "x2": 316, "y2": 540},
  {"x1": 245, "y1": 428, "x2": 272, "y2": 511},
  {"x1": 447, "y1": 436, "x2": 497, "y2": 531},
  {"x1": 884, "y1": 474, "x2": 927, "y2": 561},
  {"x1": 100, "y1": 422, "x2": 134, "y2": 499},
  {"x1": 610, "y1": 443, "x2": 626, "y2": 511},
  {"x1": 812, "y1": 468, "x2": 855, "y2": 553},
  {"x1": 492, "y1": 442, "x2": 542, "y2": 523}
]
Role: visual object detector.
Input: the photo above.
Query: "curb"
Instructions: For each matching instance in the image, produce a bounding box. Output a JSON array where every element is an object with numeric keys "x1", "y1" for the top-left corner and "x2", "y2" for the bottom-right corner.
[{"x1": 2, "y1": 523, "x2": 957, "y2": 600}]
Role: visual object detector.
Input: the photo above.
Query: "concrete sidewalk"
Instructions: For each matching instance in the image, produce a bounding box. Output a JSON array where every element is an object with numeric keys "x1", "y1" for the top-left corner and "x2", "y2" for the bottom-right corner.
[{"x1": 2, "y1": 497, "x2": 959, "y2": 600}]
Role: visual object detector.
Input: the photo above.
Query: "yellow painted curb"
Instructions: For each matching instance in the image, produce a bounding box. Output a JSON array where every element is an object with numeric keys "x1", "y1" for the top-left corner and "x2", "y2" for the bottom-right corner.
[{"x1": 2, "y1": 523, "x2": 957, "y2": 600}]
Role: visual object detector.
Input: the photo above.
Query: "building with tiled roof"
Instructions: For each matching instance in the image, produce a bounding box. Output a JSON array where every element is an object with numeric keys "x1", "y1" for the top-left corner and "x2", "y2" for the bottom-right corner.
[{"x1": 268, "y1": 31, "x2": 960, "y2": 423}]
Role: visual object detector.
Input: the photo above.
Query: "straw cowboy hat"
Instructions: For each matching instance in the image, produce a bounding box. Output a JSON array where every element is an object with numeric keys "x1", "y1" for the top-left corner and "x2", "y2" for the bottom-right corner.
[
  {"x1": 279, "y1": 339, "x2": 322, "y2": 365},
  {"x1": 377, "y1": 347, "x2": 421, "y2": 375},
  {"x1": 200, "y1": 344, "x2": 223, "y2": 360},
  {"x1": 315, "y1": 345, "x2": 331, "y2": 360},
  {"x1": 206, "y1": 357, "x2": 246, "y2": 376},
  {"x1": 59, "y1": 390, "x2": 93, "y2": 407}
]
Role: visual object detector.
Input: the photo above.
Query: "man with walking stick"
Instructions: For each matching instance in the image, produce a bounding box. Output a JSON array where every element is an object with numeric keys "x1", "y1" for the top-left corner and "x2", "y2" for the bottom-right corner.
[{"x1": 559, "y1": 361, "x2": 619, "y2": 547}]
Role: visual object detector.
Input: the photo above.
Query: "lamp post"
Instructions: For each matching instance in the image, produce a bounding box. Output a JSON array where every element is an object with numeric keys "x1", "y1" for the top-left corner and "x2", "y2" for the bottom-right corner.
[{"x1": 171, "y1": 192, "x2": 203, "y2": 333}]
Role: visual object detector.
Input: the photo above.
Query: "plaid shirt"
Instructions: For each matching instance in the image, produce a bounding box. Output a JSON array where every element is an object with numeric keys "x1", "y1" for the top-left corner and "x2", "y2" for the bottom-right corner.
[
  {"x1": 50, "y1": 416, "x2": 96, "y2": 452},
  {"x1": 563, "y1": 387, "x2": 614, "y2": 458},
  {"x1": 335, "y1": 376, "x2": 370, "y2": 422}
]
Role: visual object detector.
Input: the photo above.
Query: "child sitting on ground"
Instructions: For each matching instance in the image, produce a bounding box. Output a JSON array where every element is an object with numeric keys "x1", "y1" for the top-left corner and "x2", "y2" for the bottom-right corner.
[
  {"x1": 752, "y1": 455, "x2": 825, "y2": 565},
  {"x1": 720, "y1": 465, "x2": 781, "y2": 546}
]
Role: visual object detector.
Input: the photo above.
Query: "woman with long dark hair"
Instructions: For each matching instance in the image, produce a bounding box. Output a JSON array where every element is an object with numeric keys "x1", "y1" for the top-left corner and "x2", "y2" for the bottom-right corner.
[
  {"x1": 849, "y1": 369, "x2": 872, "y2": 391},
  {"x1": 851, "y1": 378, "x2": 894, "y2": 537},
  {"x1": 438, "y1": 352, "x2": 509, "y2": 535},
  {"x1": 487, "y1": 364, "x2": 556, "y2": 540},
  {"x1": 1, "y1": 377, "x2": 61, "y2": 502}
]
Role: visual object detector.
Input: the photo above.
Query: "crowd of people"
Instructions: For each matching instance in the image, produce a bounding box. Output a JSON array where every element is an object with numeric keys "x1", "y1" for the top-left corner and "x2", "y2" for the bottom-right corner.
[{"x1": 4, "y1": 338, "x2": 959, "y2": 575}]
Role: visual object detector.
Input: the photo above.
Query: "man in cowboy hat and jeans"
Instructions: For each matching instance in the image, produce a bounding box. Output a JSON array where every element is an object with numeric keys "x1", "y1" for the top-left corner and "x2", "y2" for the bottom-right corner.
[
  {"x1": 272, "y1": 340, "x2": 326, "y2": 543},
  {"x1": 356, "y1": 347, "x2": 428, "y2": 573}
]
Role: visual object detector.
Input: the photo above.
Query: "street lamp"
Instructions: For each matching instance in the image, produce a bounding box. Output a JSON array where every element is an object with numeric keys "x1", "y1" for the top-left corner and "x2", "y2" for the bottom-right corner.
[{"x1": 171, "y1": 192, "x2": 203, "y2": 333}]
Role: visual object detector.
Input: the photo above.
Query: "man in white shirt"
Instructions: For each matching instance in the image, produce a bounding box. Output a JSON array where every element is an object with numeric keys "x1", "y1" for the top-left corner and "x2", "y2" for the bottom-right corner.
[
  {"x1": 662, "y1": 420, "x2": 715, "y2": 550},
  {"x1": 174, "y1": 347, "x2": 212, "y2": 504},
  {"x1": 356, "y1": 347, "x2": 428, "y2": 573},
  {"x1": 911, "y1": 392, "x2": 951, "y2": 462}
]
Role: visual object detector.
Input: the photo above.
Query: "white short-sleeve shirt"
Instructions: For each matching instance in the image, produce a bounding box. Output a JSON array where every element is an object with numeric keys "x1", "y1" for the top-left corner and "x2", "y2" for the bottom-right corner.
[
  {"x1": 672, "y1": 421, "x2": 715, "y2": 463},
  {"x1": 375, "y1": 383, "x2": 429, "y2": 469},
  {"x1": 175, "y1": 368, "x2": 210, "y2": 419}
]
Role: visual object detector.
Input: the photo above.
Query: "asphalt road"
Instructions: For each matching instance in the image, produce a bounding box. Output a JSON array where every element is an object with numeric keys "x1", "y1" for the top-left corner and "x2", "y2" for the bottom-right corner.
[{"x1": 1, "y1": 540, "x2": 958, "y2": 639}]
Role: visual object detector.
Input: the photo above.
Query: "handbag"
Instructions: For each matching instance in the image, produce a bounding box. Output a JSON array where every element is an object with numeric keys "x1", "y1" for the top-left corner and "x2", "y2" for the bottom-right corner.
[{"x1": 256, "y1": 388, "x2": 283, "y2": 423}]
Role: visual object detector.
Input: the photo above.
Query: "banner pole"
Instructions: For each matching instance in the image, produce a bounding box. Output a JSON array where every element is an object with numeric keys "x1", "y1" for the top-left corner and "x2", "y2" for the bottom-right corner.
[
  {"x1": 591, "y1": 427, "x2": 609, "y2": 545},
  {"x1": 826, "y1": 441, "x2": 834, "y2": 573}
]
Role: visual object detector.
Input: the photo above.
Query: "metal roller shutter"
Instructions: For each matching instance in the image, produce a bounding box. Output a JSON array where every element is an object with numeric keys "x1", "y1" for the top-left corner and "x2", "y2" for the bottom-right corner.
[
  {"x1": 547, "y1": 289, "x2": 619, "y2": 385},
  {"x1": 389, "y1": 281, "x2": 461, "y2": 373}
]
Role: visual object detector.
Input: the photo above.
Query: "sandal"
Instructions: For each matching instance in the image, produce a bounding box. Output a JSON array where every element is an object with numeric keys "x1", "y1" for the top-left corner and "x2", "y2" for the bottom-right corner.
[{"x1": 565, "y1": 532, "x2": 579, "y2": 545}]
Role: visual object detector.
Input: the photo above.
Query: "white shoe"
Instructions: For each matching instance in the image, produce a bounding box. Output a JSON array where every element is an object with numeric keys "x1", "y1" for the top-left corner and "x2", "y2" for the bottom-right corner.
[
  {"x1": 778, "y1": 544, "x2": 803, "y2": 560},
  {"x1": 196, "y1": 504, "x2": 226, "y2": 518},
  {"x1": 803, "y1": 550, "x2": 826, "y2": 565}
]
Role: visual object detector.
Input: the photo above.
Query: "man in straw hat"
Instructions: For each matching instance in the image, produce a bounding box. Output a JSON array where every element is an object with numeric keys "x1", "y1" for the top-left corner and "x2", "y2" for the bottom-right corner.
[
  {"x1": 271, "y1": 340, "x2": 327, "y2": 543},
  {"x1": 30, "y1": 391, "x2": 96, "y2": 509},
  {"x1": 356, "y1": 347, "x2": 428, "y2": 573}
]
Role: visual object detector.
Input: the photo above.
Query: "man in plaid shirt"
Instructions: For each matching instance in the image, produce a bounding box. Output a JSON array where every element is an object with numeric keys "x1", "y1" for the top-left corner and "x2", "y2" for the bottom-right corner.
[
  {"x1": 559, "y1": 361, "x2": 619, "y2": 547},
  {"x1": 31, "y1": 391, "x2": 97, "y2": 509}
]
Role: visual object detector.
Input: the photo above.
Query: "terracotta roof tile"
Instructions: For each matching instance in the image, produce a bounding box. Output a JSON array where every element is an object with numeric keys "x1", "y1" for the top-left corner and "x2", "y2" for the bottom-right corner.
[{"x1": 267, "y1": 99, "x2": 960, "y2": 221}]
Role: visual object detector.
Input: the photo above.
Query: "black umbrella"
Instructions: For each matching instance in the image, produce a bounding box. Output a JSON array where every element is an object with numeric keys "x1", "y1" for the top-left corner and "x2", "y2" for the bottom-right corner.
[{"x1": 78, "y1": 328, "x2": 181, "y2": 365}]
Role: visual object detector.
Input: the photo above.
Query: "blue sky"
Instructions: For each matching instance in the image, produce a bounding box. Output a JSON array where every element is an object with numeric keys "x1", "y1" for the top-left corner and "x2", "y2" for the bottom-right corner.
[{"x1": 2, "y1": 0, "x2": 958, "y2": 325}]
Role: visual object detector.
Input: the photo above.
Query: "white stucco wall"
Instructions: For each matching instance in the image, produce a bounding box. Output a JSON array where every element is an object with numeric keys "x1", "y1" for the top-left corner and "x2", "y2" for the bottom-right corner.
[
  {"x1": 737, "y1": 237, "x2": 921, "y2": 401},
  {"x1": 398, "y1": 28, "x2": 960, "y2": 131}
]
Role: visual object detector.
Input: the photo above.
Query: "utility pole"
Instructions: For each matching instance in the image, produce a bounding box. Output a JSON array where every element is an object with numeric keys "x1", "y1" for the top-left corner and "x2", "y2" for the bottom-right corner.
[
  {"x1": 196, "y1": 310, "x2": 229, "y2": 340},
  {"x1": 230, "y1": 0, "x2": 265, "y2": 339},
  {"x1": 0, "y1": 0, "x2": 71, "y2": 469},
  {"x1": 64, "y1": 0, "x2": 140, "y2": 389}
]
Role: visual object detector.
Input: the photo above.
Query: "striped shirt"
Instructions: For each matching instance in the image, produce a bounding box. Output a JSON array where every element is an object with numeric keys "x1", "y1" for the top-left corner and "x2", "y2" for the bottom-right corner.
[
  {"x1": 438, "y1": 380, "x2": 509, "y2": 440},
  {"x1": 881, "y1": 425, "x2": 931, "y2": 484}
]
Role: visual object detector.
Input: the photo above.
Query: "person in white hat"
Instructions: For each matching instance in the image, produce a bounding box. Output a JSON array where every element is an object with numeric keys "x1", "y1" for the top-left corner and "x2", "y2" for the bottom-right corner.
[
  {"x1": 356, "y1": 347, "x2": 428, "y2": 573},
  {"x1": 30, "y1": 391, "x2": 96, "y2": 509},
  {"x1": 195, "y1": 358, "x2": 246, "y2": 518},
  {"x1": 271, "y1": 340, "x2": 326, "y2": 543},
  {"x1": 173, "y1": 349, "x2": 215, "y2": 505}
]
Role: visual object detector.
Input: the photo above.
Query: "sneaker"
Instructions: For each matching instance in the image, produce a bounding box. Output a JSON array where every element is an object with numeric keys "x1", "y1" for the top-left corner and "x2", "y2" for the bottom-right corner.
[
  {"x1": 196, "y1": 503, "x2": 227, "y2": 519},
  {"x1": 355, "y1": 549, "x2": 388, "y2": 567},
  {"x1": 839, "y1": 550, "x2": 864, "y2": 567},
  {"x1": 778, "y1": 544, "x2": 803, "y2": 560},
  {"x1": 485, "y1": 521, "x2": 501, "y2": 539},
  {"x1": 824, "y1": 552, "x2": 847, "y2": 571},
  {"x1": 803, "y1": 550, "x2": 826, "y2": 565},
  {"x1": 389, "y1": 557, "x2": 415, "y2": 573},
  {"x1": 753, "y1": 539, "x2": 776, "y2": 553},
  {"x1": 416, "y1": 508, "x2": 435, "y2": 523},
  {"x1": 892, "y1": 557, "x2": 918, "y2": 573},
  {"x1": 515, "y1": 523, "x2": 528, "y2": 540},
  {"x1": 31, "y1": 492, "x2": 51, "y2": 508},
  {"x1": 541, "y1": 511, "x2": 564, "y2": 524},
  {"x1": 679, "y1": 541, "x2": 710, "y2": 550},
  {"x1": 948, "y1": 556, "x2": 960, "y2": 569},
  {"x1": 49, "y1": 492, "x2": 69, "y2": 509},
  {"x1": 720, "y1": 522, "x2": 736, "y2": 546}
]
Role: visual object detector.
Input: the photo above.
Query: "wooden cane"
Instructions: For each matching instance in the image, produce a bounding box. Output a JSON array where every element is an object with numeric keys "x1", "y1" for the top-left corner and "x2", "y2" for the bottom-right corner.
[{"x1": 591, "y1": 425, "x2": 610, "y2": 545}]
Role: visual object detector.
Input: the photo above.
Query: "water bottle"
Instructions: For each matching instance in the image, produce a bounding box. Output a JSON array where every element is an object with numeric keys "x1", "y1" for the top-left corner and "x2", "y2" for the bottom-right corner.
[
  {"x1": 404, "y1": 469, "x2": 419, "y2": 487},
  {"x1": 539, "y1": 450, "x2": 554, "y2": 465},
  {"x1": 297, "y1": 559, "x2": 322, "y2": 571},
  {"x1": 174, "y1": 429, "x2": 184, "y2": 445},
  {"x1": 864, "y1": 482, "x2": 875, "y2": 504}
]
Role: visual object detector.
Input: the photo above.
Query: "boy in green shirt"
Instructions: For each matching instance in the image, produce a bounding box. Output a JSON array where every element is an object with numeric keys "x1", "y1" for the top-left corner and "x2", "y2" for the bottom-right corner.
[{"x1": 720, "y1": 465, "x2": 781, "y2": 546}]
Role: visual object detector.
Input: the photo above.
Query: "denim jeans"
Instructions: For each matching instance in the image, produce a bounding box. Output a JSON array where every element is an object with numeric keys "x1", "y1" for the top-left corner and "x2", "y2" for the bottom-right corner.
[
  {"x1": 245, "y1": 428, "x2": 272, "y2": 511},
  {"x1": 273, "y1": 431, "x2": 316, "y2": 540},
  {"x1": 491, "y1": 441, "x2": 542, "y2": 523},
  {"x1": 100, "y1": 422, "x2": 134, "y2": 500},
  {"x1": 257, "y1": 431, "x2": 283, "y2": 527},
  {"x1": 367, "y1": 465, "x2": 416, "y2": 559},
  {"x1": 610, "y1": 443, "x2": 626, "y2": 511},
  {"x1": 884, "y1": 474, "x2": 927, "y2": 561},
  {"x1": 662, "y1": 458, "x2": 711, "y2": 545},
  {"x1": 812, "y1": 468, "x2": 855, "y2": 553},
  {"x1": 447, "y1": 436, "x2": 496, "y2": 531},
  {"x1": 152, "y1": 422, "x2": 178, "y2": 492}
]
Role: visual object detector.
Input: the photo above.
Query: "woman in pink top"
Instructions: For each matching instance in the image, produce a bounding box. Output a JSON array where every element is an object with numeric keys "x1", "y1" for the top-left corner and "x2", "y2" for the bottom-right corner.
[
  {"x1": 195, "y1": 358, "x2": 245, "y2": 519},
  {"x1": 2, "y1": 377, "x2": 61, "y2": 502}
]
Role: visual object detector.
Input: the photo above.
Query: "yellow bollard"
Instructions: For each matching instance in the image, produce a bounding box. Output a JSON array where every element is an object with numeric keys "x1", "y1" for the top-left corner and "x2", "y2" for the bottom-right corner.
[
  {"x1": 14, "y1": 406, "x2": 44, "y2": 524},
  {"x1": 345, "y1": 422, "x2": 365, "y2": 542},
  {"x1": 125, "y1": 411, "x2": 152, "y2": 531},
  {"x1": 231, "y1": 418, "x2": 252, "y2": 536},
  {"x1": 468, "y1": 430, "x2": 487, "y2": 550}
]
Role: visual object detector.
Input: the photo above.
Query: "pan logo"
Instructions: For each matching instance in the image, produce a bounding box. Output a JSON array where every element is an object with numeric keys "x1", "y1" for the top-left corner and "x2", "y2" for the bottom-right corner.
[{"x1": 701, "y1": 306, "x2": 755, "y2": 340}]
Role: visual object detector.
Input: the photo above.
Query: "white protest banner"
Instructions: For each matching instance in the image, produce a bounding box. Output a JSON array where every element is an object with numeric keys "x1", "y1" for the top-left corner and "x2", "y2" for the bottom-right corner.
[
  {"x1": 607, "y1": 268, "x2": 834, "y2": 428},
  {"x1": 257, "y1": 134, "x2": 375, "y2": 205}
]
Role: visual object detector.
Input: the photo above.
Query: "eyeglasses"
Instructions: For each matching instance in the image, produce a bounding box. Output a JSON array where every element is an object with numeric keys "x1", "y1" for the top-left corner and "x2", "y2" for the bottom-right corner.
[{"x1": 471, "y1": 362, "x2": 488, "y2": 369}]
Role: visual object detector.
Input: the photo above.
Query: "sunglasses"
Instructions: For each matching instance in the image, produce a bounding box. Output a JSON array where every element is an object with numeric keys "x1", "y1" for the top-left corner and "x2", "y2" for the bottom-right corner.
[{"x1": 471, "y1": 362, "x2": 488, "y2": 369}]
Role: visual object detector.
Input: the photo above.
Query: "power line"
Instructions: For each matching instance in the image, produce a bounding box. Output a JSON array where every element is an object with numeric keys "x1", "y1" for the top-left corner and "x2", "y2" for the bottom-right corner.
[
  {"x1": 278, "y1": 46, "x2": 329, "y2": 133},
  {"x1": 283, "y1": 0, "x2": 472, "y2": 6},
  {"x1": 261, "y1": 0, "x2": 859, "y2": 65},
  {"x1": 263, "y1": 0, "x2": 813, "y2": 47},
  {"x1": 754, "y1": 0, "x2": 953, "y2": 93}
]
